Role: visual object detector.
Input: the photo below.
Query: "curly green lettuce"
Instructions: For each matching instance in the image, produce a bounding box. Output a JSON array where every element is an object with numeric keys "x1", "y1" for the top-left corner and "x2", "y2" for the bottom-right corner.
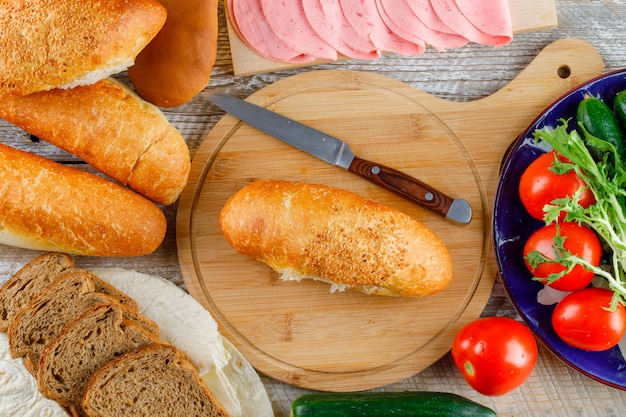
[{"x1": 530, "y1": 118, "x2": 626, "y2": 309}]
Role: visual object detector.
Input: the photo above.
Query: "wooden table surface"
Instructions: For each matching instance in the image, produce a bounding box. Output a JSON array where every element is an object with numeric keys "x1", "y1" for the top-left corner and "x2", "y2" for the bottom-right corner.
[{"x1": 2, "y1": 1, "x2": 626, "y2": 416}]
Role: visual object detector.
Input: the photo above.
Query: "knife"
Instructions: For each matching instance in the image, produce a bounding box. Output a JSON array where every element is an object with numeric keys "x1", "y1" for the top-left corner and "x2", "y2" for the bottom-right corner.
[{"x1": 205, "y1": 92, "x2": 472, "y2": 225}]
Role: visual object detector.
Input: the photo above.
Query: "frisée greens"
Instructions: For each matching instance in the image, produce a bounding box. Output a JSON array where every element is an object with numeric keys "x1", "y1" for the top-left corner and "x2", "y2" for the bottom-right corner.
[{"x1": 530, "y1": 118, "x2": 626, "y2": 309}]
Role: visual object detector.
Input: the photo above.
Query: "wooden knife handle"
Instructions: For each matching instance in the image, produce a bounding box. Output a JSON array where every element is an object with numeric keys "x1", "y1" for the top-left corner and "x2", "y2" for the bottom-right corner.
[{"x1": 348, "y1": 156, "x2": 454, "y2": 217}]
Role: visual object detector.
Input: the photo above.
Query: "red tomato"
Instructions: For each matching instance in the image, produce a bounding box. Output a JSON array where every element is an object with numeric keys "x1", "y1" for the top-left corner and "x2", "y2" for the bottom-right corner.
[
  {"x1": 523, "y1": 222, "x2": 601, "y2": 292},
  {"x1": 451, "y1": 317, "x2": 538, "y2": 396},
  {"x1": 552, "y1": 287, "x2": 626, "y2": 351},
  {"x1": 519, "y1": 151, "x2": 595, "y2": 221}
]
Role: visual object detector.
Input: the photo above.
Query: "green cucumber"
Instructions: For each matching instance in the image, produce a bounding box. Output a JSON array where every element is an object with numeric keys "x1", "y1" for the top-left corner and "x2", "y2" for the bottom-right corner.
[
  {"x1": 576, "y1": 95, "x2": 626, "y2": 160},
  {"x1": 613, "y1": 90, "x2": 626, "y2": 134},
  {"x1": 290, "y1": 391, "x2": 497, "y2": 417}
]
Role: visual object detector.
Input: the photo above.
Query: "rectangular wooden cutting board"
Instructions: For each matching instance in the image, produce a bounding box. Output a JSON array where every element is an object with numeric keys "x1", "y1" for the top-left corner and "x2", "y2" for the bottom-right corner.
[{"x1": 226, "y1": 0, "x2": 558, "y2": 76}]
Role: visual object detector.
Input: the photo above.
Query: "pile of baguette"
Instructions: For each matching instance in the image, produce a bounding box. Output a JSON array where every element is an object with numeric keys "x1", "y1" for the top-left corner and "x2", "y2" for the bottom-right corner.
[
  {"x1": 0, "y1": 0, "x2": 218, "y2": 257},
  {"x1": 0, "y1": 252, "x2": 230, "y2": 417}
]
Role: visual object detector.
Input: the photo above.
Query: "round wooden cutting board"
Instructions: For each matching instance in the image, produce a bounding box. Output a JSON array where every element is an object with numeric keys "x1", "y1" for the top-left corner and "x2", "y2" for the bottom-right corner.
[{"x1": 177, "y1": 39, "x2": 603, "y2": 391}]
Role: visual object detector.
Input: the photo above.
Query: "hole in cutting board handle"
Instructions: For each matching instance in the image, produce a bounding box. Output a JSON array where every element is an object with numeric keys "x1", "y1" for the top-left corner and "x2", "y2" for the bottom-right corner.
[{"x1": 558, "y1": 65, "x2": 571, "y2": 79}]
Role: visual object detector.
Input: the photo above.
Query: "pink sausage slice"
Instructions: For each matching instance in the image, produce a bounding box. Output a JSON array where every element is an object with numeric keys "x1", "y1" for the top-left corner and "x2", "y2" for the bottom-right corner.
[
  {"x1": 377, "y1": 0, "x2": 467, "y2": 51},
  {"x1": 406, "y1": 0, "x2": 456, "y2": 34},
  {"x1": 455, "y1": 0, "x2": 512, "y2": 43},
  {"x1": 232, "y1": 0, "x2": 316, "y2": 63},
  {"x1": 340, "y1": 0, "x2": 424, "y2": 56},
  {"x1": 430, "y1": 0, "x2": 508, "y2": 45},
  {"x1": 260, "y1": 0, "x2": 338, "y2": 61},
  {"x1": 302, "y1": 0, "x2": 380, "y2": 60}
]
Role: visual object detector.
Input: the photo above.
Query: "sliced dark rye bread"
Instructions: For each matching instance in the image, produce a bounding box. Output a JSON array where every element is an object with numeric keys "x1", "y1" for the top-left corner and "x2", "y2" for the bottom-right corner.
[
  {"x1": 83, "y1": 269, "x2": 138, "y2": 311},
  {"x1": 37, "y1": 304, "x2": 163, "y2": 417},
  {"x1": 9, "y1": 270, "x2": 158, "y2": 374},
  {"x1": 0, "y1": 252, "x2": 74, "y2": 331},
  {"x1": 82, "y1": 344, "x2": 230, "y2": 417}
]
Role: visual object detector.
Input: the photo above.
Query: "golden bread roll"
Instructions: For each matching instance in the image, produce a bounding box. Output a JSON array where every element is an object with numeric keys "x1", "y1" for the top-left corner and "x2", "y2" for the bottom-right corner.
[
  {"x1": 219, "y1": 180, "x2": 452, "y2": 297},
  {"x1": 0, "y1": 143, "x2": 166, "y2": 257},
  {"x1": 128, "y1": 0, "x2": 219, "y2": 107},
  {"x1": 0, "y1": 78, "x2": 190, "y2": 205},
  {"x1": 0, "y1": 0, "x2": 166, "y2": 96}
]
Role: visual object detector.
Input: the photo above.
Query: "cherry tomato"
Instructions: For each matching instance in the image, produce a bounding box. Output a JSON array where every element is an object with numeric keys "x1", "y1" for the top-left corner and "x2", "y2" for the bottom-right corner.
[
  {"x1": 552, "y1": 287, "x2": 626, "y2": 351},
  {"x1": 519, "y1": 151, "x2": 595, "y2": 221},
  {"x1": 451, "y1": 317, "x2": 538, "y2": 396},
  {"x1": 523, "y1": 222, "x2": 601, "y2": 292}
]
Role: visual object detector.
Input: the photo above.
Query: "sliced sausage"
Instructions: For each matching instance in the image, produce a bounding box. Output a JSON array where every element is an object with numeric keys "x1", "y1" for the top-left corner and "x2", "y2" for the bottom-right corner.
[
  {"x1": 302, "y1": 0, "x2": 380, "y2": 60},
  {"x1": 454, "y1": 0, "x2": 512, "y2": 44},
  {"x1": 405, "y1": 0, "x2": 457, "y2": 34},
  {"x1": 231, "y1": 0, "x2": 315, "y2": 63},
  {"x1": 376, "y1": 0, "x2": 467, "y2": 51},
  {"x1": 340, "y1": 0, "x2": 424, "y2": 56},
  {"x1": 430, "y1": 0, "x2": 506, "y2": 45},
  {"x1": 260, "y1": 0, "x2": 337, "y2": 61}
]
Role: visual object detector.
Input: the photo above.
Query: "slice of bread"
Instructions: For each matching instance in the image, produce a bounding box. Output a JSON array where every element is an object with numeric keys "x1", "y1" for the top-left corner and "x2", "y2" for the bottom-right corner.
[
  {"x1": 82, "y1": 344, "x2": 230, "y2": 417},
  {"x1": 36, "y1": 304, "x2": 162, "y2": 416},
  {"x1": 80, "y1": 269, "x2": 138, "y2": 311},
  {"x1": 0, "y1": 252, "x2": 74, "y2": 331},
  {"x1": 9, "y1": 270, "x2": 158, "y2": 374}
]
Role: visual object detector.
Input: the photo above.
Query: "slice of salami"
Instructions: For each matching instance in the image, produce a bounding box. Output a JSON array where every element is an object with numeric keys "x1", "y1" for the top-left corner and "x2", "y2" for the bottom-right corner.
[
  {"x1": 260, "y1": 0, "x2": 338, "y2": 61},
  {"x1": 340, "y1": 0, "x2": 424, "y2": 56},
  {"x1": 454, "y1": 0, "x2": 512, "y2": 43},
  {"x1": 377, "y1": 0, "x2": 467, "y2": 51},
  {"x1": 232, "y1": 0, "x2": 315, "y2": 63},
  {"x1": 302, "y1": 0, "x2": 380, "y2": 60}
]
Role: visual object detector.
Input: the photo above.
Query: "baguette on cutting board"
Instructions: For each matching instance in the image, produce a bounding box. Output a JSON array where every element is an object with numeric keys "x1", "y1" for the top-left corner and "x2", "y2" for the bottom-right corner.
[
  {"x1": 0, "y1": 143, "x2": 167, "y2": 257},
  {"x1": 0, "y1": 78, "x2": 190, "y2": 205},
  {"x1": 0, "y1": 0, "x2": 166, "y2": 97},
  {"x1": 219, "y1": 180, "x2": 453, "y2": 297}
]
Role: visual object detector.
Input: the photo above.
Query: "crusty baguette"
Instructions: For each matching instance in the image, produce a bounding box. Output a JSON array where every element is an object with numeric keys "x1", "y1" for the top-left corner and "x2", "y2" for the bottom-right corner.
[
  {"x1": 82, "y1": 344, "x2": 230, "y2": 417},
  {"x1": 37, "y1": 304, "x2": 163, "y2": 416},
  {"x1": 0, "y1": 0, "x2": 166, "y2": 97},
  {"x1": 0, "y1": 143, "x2": 166, "y2": 256},
  {"x1": 0, "y1": 252, "x2": 74, "y2": 332},
  {"x1": 219, "y1": 180, "x2": 453, "y2": 297},
  {"x1": 128, "y1": 0, "x2": 219, "y2": 107},
  {"x1": 0, "y1": 78, "x2": 190, "y2": 205},
  {"x1": 9, "y1": 270, "x2": 158, "y2": 374}
]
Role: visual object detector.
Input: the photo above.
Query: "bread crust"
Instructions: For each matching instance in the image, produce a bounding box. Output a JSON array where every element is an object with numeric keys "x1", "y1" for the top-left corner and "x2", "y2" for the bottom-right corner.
[
  {"x1": 82, "y1": 344, "x2": 230, "y2": 417},
  {"x1": 219, "y1": 180, "x2": 453, "y2": 297},
  {"x1": 128, "y1": 124, "x2": 191, "y2": 205},
  {"x1": 36, "y1": 304, "x2": 163, "y2": 414},
  {"x1": 8, "y1": 269, "x2": 158, "y2": 374},
  {"x1": 128, "y1": 0, "x2": 219, "y2": 107},
  {"x1": 0, "y1": 0, "x2": 166, "y2": 96},
  {"x1": 0, "y1": 78, "x2": 190, "y2": 205},
  {"x1": 0, "y1": 143, "x2": 166, "y2": 256},
  {"x1": 0, "y1": 253, "x2": 75, "y2": 332}
]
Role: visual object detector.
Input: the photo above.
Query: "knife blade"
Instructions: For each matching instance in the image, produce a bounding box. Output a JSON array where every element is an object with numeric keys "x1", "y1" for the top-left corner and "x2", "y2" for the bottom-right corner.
[{"x1": 205, "y1": 92, "x2": 472, "y2": 225}]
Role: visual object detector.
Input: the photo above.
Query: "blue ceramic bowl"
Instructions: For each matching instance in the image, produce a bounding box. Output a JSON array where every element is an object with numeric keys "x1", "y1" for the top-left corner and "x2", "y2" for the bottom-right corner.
[{"x1": 493, "y1": 69, "x2": 626, "y2": 390}]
